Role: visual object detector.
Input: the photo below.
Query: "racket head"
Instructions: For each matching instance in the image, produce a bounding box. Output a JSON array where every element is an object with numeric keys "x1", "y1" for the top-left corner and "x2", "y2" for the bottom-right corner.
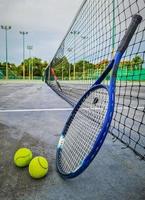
[{"x1": 56, "y1": 84, "x2": 115, "y2": 178}]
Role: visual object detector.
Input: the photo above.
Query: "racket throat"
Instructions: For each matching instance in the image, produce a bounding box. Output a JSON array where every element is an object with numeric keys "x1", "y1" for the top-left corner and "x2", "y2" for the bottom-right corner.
[{"x1": 111, "y1": 52, "x2": 123, "y2": 78}]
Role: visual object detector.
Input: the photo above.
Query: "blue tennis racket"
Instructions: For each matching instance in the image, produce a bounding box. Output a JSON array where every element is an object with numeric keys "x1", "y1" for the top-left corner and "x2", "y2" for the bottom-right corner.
[{"x1": 56, "y1": 14, "x2": 142, "y2": 179}]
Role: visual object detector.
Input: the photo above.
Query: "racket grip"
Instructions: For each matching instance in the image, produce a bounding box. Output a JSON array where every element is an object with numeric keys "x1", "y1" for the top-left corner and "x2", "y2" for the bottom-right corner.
[{"x1": 117, "y1": 14, "x2": 142, "y2": 54}]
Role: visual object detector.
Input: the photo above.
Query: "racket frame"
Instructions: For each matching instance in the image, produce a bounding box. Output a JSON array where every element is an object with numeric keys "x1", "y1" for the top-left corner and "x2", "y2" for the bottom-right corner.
[{"x1": 56, "y1": 52, "x2": 122, "y2": 178}]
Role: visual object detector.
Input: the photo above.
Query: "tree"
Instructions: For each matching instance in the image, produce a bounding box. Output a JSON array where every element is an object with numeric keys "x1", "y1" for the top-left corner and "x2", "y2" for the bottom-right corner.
[
  {"x1": 17, "y1": 57, "x2": 48, "y2": 77},
  {"x1": 95, "y1": 59, "x2": 109, "y2": 70},
  {"x1": 120, "y1": 60, "x2": 132, "y2": 70},
  {"x1": 0, "y1": 58, "x2": 48, "y2": 79},
  {"x1": 132, "y1": 55, "x2": 143, "y2": 70},
  {"x1": 53, "y1": 56, "x2": 70, "y2": 79}
]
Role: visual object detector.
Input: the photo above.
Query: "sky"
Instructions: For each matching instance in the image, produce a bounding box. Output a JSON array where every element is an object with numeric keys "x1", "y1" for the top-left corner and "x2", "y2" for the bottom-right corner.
[{"x1": 0, "y1": 0, "x2": 83, "y2": 65}]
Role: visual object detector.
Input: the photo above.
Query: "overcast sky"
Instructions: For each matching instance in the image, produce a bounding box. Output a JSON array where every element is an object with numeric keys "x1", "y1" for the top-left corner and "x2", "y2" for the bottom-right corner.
[{"x1": 0, "y1": 0, "x2": 83, "y2": 64}]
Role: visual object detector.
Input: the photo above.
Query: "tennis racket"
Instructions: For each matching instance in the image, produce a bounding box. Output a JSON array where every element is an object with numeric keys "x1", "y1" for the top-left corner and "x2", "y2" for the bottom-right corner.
[{"x1": 56, "y1": 14, "x2": 142, "y2": 179}]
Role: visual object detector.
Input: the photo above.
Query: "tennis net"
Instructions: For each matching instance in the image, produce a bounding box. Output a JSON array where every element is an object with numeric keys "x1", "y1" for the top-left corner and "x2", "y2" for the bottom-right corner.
[{"x1": 45, "y1": 0, "x2": 145, "y2": 160}]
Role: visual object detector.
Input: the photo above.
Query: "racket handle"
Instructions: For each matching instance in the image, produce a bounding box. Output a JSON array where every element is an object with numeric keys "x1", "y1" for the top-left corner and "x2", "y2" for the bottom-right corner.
[{"x1": 117, "y1": 14, "x2": 142, "y2": 54}]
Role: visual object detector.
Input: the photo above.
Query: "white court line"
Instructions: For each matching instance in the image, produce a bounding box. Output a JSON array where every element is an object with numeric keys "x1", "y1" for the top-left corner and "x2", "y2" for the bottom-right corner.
[{"x1": 0, "y1": 106, "x2": 144, "y2": 113}]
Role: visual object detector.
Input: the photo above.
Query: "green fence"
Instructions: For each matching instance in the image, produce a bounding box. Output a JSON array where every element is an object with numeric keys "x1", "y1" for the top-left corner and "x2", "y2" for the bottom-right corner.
[
  {"x1": 0, "y1": 67, "x2": 43, "y2": 81},
  {"x1": 117, "y1": 69, "x2": 145, "y2": 81},
  {"x1": 92, "y1": 69, "x2": 145, "y2": 81}
]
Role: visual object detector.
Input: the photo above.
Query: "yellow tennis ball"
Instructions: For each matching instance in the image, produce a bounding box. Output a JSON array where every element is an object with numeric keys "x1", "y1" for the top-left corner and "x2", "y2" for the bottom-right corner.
[
  {"x1": 14, "y1": 148, "x2": 33, "y2": 167},
  {"x1": 29, "y1": 156, "x2": 48, "y2": 179}
]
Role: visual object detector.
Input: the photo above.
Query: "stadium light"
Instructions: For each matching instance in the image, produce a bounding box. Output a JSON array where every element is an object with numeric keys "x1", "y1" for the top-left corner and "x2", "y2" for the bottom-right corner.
[
  {"x1": 1, "y1": 25, "x2": 11, "y2": 80},
  {"x1": 27, "y1": 45, "x2": 33, "y2": 80},
  {"x1": 19, "y1": 31, "x2": 28, "y2": 79}
]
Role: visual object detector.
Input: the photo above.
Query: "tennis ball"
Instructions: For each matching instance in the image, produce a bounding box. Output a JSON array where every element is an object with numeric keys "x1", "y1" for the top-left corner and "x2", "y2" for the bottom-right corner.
[
  {"x1": 14, "y1": 148, "x2": 33, "y2": 167},
  {"x1": 29, "y1": 156, "x2": 48, "y2": 179}
]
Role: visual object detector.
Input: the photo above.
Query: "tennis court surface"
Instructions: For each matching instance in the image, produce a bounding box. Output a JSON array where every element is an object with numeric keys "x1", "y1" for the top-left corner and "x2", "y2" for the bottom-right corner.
[{"x1": 0, "y1": 81, "x2": 145, "y2": 200}]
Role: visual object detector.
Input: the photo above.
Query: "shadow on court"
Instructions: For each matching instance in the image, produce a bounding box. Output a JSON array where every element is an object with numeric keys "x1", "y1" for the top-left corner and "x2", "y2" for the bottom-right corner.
[{"x1": 0, "y1": 82, "x2": 145, "y2": 200}]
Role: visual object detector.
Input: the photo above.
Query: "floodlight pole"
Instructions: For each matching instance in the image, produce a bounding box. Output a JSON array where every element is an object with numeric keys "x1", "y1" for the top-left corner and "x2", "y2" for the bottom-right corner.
[
  {"x1": 67, "y1": 48, "x2": 73, "y2": 80},
  {"x1": 32, "y1": 57, "x2": 33, "y2": 80},
  {"x1": 1, "y1": 25, "x2": 11, "y2": 80},
  {"x1": 81, "y1": 36, "x2": 87, "y2": 80},
  {"x1": 27, "y1": 45, "x2": 33, "y2": 80},
  {"x1": 20, "y1": 31, "x2": 28, "y2": 79},
  {"x1": 62, "y1": 65, "x2": 64, "y2": 80},
  {"x1": 70, "y1": 31, "x2": 80, "y2": 80}
]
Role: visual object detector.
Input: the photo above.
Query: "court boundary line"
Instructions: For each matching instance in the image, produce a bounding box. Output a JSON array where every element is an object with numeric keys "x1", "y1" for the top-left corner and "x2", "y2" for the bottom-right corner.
[{"x1": 0, "y1": 106, "x2": 144, "y2": 113}]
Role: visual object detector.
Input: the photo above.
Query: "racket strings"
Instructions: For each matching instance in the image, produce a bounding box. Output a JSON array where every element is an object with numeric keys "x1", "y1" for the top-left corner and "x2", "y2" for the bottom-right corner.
[{"x1": 59, "y1": 87, "x2": 109, "y2": 173}]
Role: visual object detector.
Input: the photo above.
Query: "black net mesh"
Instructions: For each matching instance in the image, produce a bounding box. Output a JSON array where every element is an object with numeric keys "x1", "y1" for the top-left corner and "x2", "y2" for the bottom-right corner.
[{"x1": 45, "y1": 0, "x2": 145, "y2": 160}]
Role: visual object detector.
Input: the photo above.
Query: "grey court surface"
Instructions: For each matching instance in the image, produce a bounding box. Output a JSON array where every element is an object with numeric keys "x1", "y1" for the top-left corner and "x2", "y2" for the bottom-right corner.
[{"x1": 0, "y1": 81, "x2": 145, "y2": 200}]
